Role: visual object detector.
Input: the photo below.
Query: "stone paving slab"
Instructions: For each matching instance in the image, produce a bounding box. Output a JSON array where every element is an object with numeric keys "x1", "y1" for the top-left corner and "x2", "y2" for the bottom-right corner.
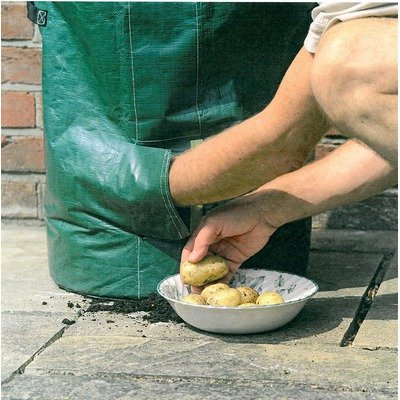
[
  {"x1": 14, "y1": 334, "x2": 398, "y2": 393},
  {"x1": 353, "y1": 250, "x2": 398, "y2": 349},
  {"x1": 308, "y1": 251, "x2": 384, "y2": 292},
  {"x1": 2, "y1": 371, "x2": 396, "y2": 400},
  {"x1": 1, "y1": 313, "x2": 65, "y2": 381},
  {"x1": 310, "y1": 230, "x2": 397, "y2": 253},
  {"x1": 1, "y1": 223, "x2": 397, "y2": 398},
  {"x1": 58, "y1": 245, "x2": 387, "y2": 348},
  {"x1": 1, "y1": 280, "x2": 89, "y2": 314},
  {"x1": 1, "y1": 223, "x2": 88, "y2": 314},
  {"x1": 1, "y1": 224, "x2": 89, "y2": 381},
  {"x1": 69, "y1": 300, "x2": 354, "y2": 346}
]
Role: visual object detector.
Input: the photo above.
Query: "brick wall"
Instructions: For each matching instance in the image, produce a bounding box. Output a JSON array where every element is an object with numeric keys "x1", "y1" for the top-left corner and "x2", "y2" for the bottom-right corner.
[
  {"x1": 2, "y1": 2, "x2": 45, "y2": 220},
  {"x1": 1, "y1": 2, "x2": 397, "y2": 230}
]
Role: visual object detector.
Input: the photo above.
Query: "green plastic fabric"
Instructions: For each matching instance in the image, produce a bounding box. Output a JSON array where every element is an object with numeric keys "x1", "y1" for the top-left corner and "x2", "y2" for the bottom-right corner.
[{"x1": 37, "y1": 2, "x2": 315, "y2": 299}]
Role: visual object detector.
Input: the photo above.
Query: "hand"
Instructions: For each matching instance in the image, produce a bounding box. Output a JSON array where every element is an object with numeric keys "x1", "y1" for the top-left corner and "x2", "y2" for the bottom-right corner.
[{"x1": 181, "y1": 196, "x2": 278, "y2": 292}]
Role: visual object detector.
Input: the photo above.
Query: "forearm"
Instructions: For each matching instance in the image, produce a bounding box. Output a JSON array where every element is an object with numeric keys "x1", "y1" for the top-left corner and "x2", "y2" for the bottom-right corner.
[
  {"x1": 170, "y1": 48, "x2": 328, "y2": 206},
  {"x1": 252, "y1": 140, "x2": 397, "y2": 228}
]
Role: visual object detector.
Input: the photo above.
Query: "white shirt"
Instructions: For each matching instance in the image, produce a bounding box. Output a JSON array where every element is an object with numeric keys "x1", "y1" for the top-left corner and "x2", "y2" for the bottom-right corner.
[{"x1": 304, "y1": 2, "x2": 398, "y2": 53}]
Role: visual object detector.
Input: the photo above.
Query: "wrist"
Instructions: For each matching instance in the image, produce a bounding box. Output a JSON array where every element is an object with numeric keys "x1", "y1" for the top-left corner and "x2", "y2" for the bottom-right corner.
[
  {"x1": 169, "y1": 156, "x2": 203, "y2": 206},
  {"x1": 251, "y1": 180, "x2": 311, "y2": 229}
]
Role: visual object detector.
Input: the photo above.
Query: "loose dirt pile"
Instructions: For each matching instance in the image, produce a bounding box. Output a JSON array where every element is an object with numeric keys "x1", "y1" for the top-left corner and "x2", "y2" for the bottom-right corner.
[{"x1": 87, "y1": 293, "x2": 183, "y2": 323}]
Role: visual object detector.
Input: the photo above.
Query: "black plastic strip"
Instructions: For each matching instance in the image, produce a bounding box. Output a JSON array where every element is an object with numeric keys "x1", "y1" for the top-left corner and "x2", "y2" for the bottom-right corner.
[
  {"x1": 340, "y1": 252, "x2": 395, "y2": 347},
  {"x1": 27, "y1": 1, "x2": 47, "y2": 27}
]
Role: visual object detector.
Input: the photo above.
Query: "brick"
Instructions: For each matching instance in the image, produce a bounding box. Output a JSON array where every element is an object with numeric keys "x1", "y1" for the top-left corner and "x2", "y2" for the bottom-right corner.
[
  {"x1": 1, "y1": 91, "x2": 35, "y2": 128},
  {"x1": 1, "y1": 136, "x2": 45, "y2": 172},
  {"x1": 2, "y1": 47, "x2": 42, "y2": 85},
  {"x1": 1, "y1": 4, "x2": 34, "y2": 40},
  {"x1": 1, "y1": 180, "x2": 37, "y2": 218}
]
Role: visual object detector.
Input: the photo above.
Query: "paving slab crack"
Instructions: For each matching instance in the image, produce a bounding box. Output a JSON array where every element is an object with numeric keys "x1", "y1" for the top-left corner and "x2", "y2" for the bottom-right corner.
[
  {"x1": 340, "y1": 252, "x2": 396, "y2": 347},
  {"x1": 1, "y1": 309, "x2": 86, "y2": 385}
]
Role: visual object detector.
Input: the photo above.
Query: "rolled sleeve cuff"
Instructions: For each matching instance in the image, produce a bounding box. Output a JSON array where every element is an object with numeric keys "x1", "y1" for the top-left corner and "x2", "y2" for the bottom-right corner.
[{"x1": 304, "y1": 2, "x2": 398, "y2": 53}]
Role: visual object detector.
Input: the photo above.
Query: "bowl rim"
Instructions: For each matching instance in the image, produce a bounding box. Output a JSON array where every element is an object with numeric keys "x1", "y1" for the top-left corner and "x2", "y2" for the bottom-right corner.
[{"x1": 157, "y1": 269, "x2": 319, "y2": 310}]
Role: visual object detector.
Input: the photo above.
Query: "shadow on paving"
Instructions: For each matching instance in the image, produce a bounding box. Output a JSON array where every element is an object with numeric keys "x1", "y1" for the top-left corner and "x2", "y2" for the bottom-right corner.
[
  {"x1": 177, "y1": 292, "x2": 398, "y2": 344},
  {"x1": 308, "y1": 251, "x2": 397, "y2": 291},
  {"x1": 310, "y1": 263, "x2": 397, "y2": 292},
  {"x1": 85, "y1": 291, "x2": 397, "y2": 345}
]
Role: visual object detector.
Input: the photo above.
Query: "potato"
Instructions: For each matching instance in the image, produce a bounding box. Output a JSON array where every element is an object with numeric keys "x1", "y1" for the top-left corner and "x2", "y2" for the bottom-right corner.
[
  {"x1": 181, "y1": 294, "x2": 206, "y2": 305},
  {"x1": 201, "y1": 283, "x2": 230, "y2": 301},
  {"x1": 237, "y1": 286, "x2": 259, "y2": 304},
  {"x1": 207, "y1": 288, "x2": 242, "y2": 307},
  {"x1": 256, "y1": 291, "x2": 285, "y2": 305},
  {"x1": 238, "y1": 302, "x2": 257, "y2": 307},
  {"x1": 180, "y1": 255, "x2": 229, "y2": 286}
]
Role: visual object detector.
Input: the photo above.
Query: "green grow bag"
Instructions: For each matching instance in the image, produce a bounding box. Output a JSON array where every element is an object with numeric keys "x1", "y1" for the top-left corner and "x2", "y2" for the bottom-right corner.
[{"x1": 36, "y1": 2, "x2": 314, "y2": 298}]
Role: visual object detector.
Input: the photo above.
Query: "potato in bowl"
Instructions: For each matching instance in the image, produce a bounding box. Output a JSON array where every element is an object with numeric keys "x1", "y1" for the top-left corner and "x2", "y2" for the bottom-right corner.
[
  {"x1": 158, "y1": 269, "x2": 318, "y2": 334},
  {"x1": 180, "y1": 255, "x2": 229, "y2": 286}
]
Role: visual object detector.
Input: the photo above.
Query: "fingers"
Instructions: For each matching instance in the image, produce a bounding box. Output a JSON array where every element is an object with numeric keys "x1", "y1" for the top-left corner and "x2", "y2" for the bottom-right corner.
[
  {"x1": 181, "y1": 246, "x2": 192, "y2": 264},
  {"x1": 210, "y1": 240, "x2": 247, "y2": 268},
  {"x1": 181, "y1": 224, "x2": 201, "y2": 263},
  {"x1": 190, "y1": 285, "x2": 203, "y2": 294},
  {"x1": 183, "y1": 222, "x2": 221, "y2": 263},
  {"x1": 213, "y1": 271, "x2": 234, "y2": 286}
]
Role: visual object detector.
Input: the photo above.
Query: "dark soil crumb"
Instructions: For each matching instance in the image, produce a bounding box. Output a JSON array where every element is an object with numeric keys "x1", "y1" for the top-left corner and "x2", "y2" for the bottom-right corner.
[
  {"x1": 42, "y1": 301, "x2": 47, "y2": 305},
  {"x1": 67, "y1": 301, "x2": 74, "y2": 308},
  {"x1": 106, "y1": 320, "x2": 115, "y2": 324},
  {"x1": 75, "y1": 303, "x2": 81, "y2": 308},
  {"x1": 87, "y1": 293, "x2": 183, "y2": 324},
  {"x1": 62, "y1": 318, "x2": 75, "y2": 325}
]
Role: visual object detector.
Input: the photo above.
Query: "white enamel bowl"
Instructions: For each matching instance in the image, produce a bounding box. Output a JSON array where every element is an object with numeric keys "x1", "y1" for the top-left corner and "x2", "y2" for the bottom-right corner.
[{"x1": 157, "y1": 269, "x2": 318, "y2": 335}]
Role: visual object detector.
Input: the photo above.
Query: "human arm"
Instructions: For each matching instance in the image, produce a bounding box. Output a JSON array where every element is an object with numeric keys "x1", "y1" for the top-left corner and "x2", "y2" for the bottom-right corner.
[
  {"x1": 183, "y1": 139, "x2": 397, "y2": 275},
  {"x1": 171, "y1": 16, "x2": 397, "y2": 209},
  {"x1": 169, "y1": 48, "x2": 328, "y2": 206}
]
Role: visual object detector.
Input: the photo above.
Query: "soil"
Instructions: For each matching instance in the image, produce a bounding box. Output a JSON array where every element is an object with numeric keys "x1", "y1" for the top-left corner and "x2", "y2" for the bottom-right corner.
[{"x1": 87, "y1": 293, "x2": 183, "y2": 324}]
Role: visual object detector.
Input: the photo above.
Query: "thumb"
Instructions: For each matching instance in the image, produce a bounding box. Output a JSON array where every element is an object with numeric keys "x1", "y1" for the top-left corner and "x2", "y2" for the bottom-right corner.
[{"x1": 187, "y1": 223, "x2": 220, "y2": 263}]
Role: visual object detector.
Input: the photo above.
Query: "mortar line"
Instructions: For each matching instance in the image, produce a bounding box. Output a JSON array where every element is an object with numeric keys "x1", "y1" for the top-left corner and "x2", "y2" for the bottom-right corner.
[
  {"x1": 1, "y1": 172, "x2": 46, "y2": 177},
  {"x1": 1, "y1": 83, "x2": 42, "y2": 91},
  {"x1": 1, "y1": 128, "x2": 44, "y2": 136},
  {"x1": 1, "y1": 41, "x2": 42, "y2": 48},
  {"x1": 340, "y1": 251, "x2": 396, "y2": 347}
]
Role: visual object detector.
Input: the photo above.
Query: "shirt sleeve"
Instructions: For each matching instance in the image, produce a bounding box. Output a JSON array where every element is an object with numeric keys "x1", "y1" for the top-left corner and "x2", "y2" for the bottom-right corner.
[{"x1": 304, "y1": 2, "x2": 398, "y2": 53}]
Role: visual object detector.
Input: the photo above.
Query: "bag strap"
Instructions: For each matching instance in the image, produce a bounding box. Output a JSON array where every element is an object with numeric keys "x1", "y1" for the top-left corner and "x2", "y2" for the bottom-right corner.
[{"x1": 27, "y1": 1, "x2": 47, "y2": 27}]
